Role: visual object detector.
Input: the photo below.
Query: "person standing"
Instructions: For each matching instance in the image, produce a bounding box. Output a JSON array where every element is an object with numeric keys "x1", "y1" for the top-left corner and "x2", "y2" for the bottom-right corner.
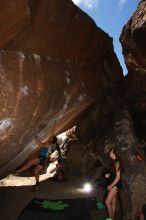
[{"x1": 105, "y1": 148, "x2": 122, "y2": 219}]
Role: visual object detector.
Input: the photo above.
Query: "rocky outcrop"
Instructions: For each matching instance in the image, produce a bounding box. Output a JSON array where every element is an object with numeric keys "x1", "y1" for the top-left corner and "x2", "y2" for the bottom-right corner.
[
  {"x1": 66, "y1": 140, "x2": 96, "y2": 175},
  {"x1": 120, "y1": 0, "x2": 146, "y2": 71},
  {"x1": 69, "y1": 2, "x2": 146, "y2": 217},
  {"x1": 117, "y1": 1, "x2": 146, "y2": 218},
  {"x1": 101, "y1": 109, "x2": 146, "y2": 219},
  {"x1": 0, "y1": 0, "x2": 123, "y2": 176},
  {"x1": 0, "y1": 0, "x2": 116, "y2": 63},
  {"x1": 120, "y1": 0, "x2": 146, "y2": 142},
  {"x1": 119, "y1": 72, "x2": 146, "y2": 141},
  {"x1": 74, "y1": 107, "x2": 146, "y2": 219},
  {"x1": 0, "y1": 0, "x2": 146, "y2": 219}
]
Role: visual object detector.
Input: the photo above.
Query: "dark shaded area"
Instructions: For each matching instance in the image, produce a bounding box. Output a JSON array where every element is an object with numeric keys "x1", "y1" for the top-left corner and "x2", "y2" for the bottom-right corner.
[
  {"x1": 0, "y1": 176, "x2": 108, "y2": 220},
  {"x1": 17, "y1": 197, "x2": 97, "y2": 220}
]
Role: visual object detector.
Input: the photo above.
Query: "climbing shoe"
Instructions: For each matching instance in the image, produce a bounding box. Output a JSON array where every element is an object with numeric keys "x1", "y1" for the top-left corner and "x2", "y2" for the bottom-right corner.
[{"x1": 31, "y1": 184, "x2": 40, "y2": 192}]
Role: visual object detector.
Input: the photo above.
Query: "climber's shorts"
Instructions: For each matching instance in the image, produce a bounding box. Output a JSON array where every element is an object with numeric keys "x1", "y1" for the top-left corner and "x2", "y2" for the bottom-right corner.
[
  {"x1": 113, "y1": 182, "x2": 122, "y2": 190},
  {"x1": 39, "y1": 156, "x2": 48, "y2": 166}
]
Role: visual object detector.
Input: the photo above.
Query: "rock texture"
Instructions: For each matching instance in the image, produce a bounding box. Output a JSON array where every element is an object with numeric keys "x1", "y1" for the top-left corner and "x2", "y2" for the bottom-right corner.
[
  {"x1": 120, "y1": 0, "x2": 146, "y2": 71},
  {"x1": 68, "y1": 1, "x2": 146, "y2": 218},
  {"x1": 0, "y1": 0, "x2": 123, "y2": 176},
  {"x1": 102, "y1": 109, "x2": 146, "y2": 220},
  {"x1": 117, "y1": 1, "x2": 146, "y2": 218},
  {"x1": 1, "y1": 0, "x2": 146, "y2": 219},
  {"x1": 120, "y1": 0, "x2": 146, "y2": 142},
  {"x1": 74, "y1": 107, "x2": 146, "y2": 219}
]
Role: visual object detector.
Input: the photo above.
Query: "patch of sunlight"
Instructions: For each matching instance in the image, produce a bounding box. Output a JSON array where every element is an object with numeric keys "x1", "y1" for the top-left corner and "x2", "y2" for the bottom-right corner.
[
  {"x1": 0, "y1": 162, "x2": 57, "y2": 187},
  {"x1": 57, "y1": 132, "x2": 67, "y2": 141}
]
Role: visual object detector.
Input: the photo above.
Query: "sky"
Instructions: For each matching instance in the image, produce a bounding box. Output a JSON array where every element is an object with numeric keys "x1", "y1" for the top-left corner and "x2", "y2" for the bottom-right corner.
[{"x1": 72, "y1": 0, "x2": 140, "y2": 75}]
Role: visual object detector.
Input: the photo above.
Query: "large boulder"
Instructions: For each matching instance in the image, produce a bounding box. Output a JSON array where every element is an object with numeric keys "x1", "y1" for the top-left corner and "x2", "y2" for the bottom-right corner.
[
  {"x1": 0, "y1": 0, "x2": 122, "y2": 176},
  {"x1": 120, "y1": 0, "x2": 146, "y2": 71},
  {"x1": 114, "y1": 1, "x2": 146, "y2": 218},
  {"x1": 120, "y1": 0, "x2": 146, "y2": 142},
  {"x1": 100, "y1": 109, "x2": 146, "y2": 220}
]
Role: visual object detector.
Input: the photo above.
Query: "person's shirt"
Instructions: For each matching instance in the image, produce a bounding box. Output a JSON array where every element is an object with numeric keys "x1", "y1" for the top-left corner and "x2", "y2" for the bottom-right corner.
[
  {"x1": 39, "y1": 147, "x2": 50, "y2": 158},
  {"x1": 109, "y1": 159, "x2": 119, "y2": 183},
  {"x1": 109, "y1": 159, "x2": 122, "y2": 188},
  {"x1": 39, "y1": 143, "x2": 61, "y2": 160}
]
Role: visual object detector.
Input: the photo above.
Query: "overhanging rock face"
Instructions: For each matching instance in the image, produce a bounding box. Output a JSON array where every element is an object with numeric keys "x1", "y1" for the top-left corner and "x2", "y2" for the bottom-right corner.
[{"x1": 0, "y1": 0, "x2": 123, "y2": 176}]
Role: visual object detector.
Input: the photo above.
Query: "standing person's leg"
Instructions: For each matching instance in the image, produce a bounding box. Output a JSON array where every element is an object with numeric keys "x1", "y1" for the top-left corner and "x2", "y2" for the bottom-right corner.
[
  {"x1": 32, "y1": 156, "x2": 48, "y2": 191},
  {"x1": 34, "y1": 164, "x2": 42, "y2": 186},
  {"x1": 105, "y1": 187, "x2": 118, "y2": 219},
  {"x1": 111, "y1": 195, "x2": 116, "y2": 217},
  {"x1": 15, "y1": 157, "x2": 40, "y2": 175}
]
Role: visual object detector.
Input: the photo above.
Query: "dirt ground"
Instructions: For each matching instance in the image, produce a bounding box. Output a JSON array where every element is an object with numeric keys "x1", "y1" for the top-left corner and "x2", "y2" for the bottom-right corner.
[{"x1": 0, "y1": 163, "x2": 108, "y2": 220}]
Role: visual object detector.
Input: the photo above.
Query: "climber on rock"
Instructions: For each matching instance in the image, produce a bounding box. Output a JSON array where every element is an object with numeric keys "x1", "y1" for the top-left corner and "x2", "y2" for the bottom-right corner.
[{"x1": 15, "y1": 135, "x2": 62, "y2": 191}]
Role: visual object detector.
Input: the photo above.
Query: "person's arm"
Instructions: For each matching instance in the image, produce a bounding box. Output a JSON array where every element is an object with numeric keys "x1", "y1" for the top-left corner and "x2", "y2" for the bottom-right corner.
[
  {"x1": 35, "y1": 135, "x2": 52, "y2": 148},
  {"x1": 35, "y1": 136, "x2": 43, "y2": 147},
  {"x1": 42, "y1": 139, "x2": 51, "y2": 147},
  {"x1": 107, "y1": 161, "x2": 121, "y2": 190},
  {"x1": 55, "y1": 143, "x2": 62, "y2": 162},
  {"x1": 45, "y1": 123, "x2": 57, "y2": 142}
]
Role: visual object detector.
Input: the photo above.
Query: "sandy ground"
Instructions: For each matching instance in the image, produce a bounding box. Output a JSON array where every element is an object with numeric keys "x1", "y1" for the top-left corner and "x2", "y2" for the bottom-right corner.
[{"x1": 0, "y1": 163, "x2": 109, "y2": 220}]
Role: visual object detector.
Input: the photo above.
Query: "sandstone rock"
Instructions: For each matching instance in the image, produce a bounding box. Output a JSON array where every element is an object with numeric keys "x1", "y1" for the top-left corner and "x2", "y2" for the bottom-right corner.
[
  {"x1": 1, "y1": 1, "x2": 146, "y2": 219},
  {"x1": 120, "y1": 0, "x2": 146, "y2": 143},
  {"x1": 98, "y1": 108, "x2": 146, "y2": 219},
  {"x1": 120, "y1": 0, "x2": 146, "y2": 71},
  {"x1": 66, "y1": 140, "x2": 97, "y2": 175},
  {"x1": 119, "y1": 72, "x2": 146, "y2": 141},
  {"x1": 0, "y1": 0, "x2": 122, "y2": 176}
]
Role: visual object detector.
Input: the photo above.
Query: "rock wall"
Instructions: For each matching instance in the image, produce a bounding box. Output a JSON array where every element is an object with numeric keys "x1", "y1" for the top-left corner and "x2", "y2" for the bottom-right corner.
[
  {"x1": 67, "y1": 1, "x2": 146, "y2": 218},
  {"x1": 74, "y1": 107, "x2": 146, "y2": 219},
  {"x1": 0, "y1": 0, "x2": 123, "y2": 176},
  {"x1": 111, "y1": 1, "x2": 146, "y2": 218},
  {"x1": 120, "y1": 0, "x2": 146, "y2": 71},
  {"x1": 1, "y1": 0, "x2": 146, "y2": 218},
  {"x1": 101, "y1": 109, "x2": 146, "y2": 219},
  {"x1": 120, "y1": 0, "x2": 146, "y2": 142}
]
